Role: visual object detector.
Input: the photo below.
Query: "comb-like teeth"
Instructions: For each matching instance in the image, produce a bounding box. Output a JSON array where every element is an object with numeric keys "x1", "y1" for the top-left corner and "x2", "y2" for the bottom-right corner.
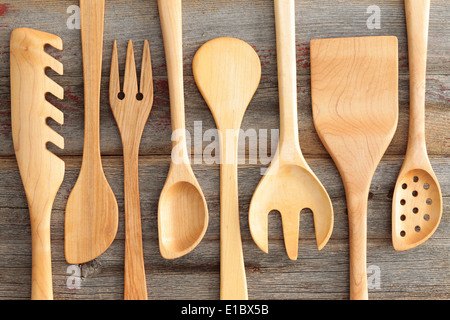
[
  {"x1": 45, "y1": 76, "x2": 64, "y2": 100},
  {"x1": 43, "y1": 30, "x2": 63, "y2": 52},
  {"x1": 140, "y1": 40, "x2": 153, "y2": 99},
  {"x1": 123, "y1": 40, "x2": 138, "y2": 95},
  {"x1": 44, "y1": 100, "x2": 64, "y2": 125},
  {"x1": 44, "y1": 53, "x2": 63, "y2": 76},
  {"x1": 45, "y1": 125, "x2": 64, "y2": 150}
]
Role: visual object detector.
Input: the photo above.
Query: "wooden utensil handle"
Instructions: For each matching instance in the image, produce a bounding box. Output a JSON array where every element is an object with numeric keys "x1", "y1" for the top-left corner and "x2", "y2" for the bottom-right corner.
[
  {"x1": 274, "y1": 0, "x2": 301, "y2": 157},
  {"x1": 158, "y1": 0, "x2": 189, "y2": 163},
  {"x1": 405, "y1": 0, "x2": 430, "y2": 153},
  {"x1": 123, "y1": 148, "x2": 147, "y2": 300},
  {"x1": 30, "y1": 206, "x2": 53, "y2": 300},
  {"x1": 346, "y1": 187, "x2": 369, "y2": 300},
  {"x1": 80, "y1": 0, "x2": 105, "y2": 161},
  {"x1": 219, "y1": 130, "x2": 247, "y2": 300}
]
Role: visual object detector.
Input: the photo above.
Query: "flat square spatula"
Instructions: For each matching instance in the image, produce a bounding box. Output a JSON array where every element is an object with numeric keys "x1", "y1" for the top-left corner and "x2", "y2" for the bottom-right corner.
[{"x1": 311, "y1": 36, "x2": 398, "y2": 299}]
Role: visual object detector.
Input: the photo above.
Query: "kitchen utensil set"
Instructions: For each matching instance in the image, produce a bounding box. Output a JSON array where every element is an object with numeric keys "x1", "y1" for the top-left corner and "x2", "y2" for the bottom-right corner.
[{"x1": 9, "y1": 0, "x2": 442, "y2": 300}]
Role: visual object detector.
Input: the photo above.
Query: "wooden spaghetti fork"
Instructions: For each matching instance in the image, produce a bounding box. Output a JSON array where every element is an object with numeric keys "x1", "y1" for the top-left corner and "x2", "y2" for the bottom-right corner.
[{"x1": 110, "y1": 40, "x2": 153, "y2": 300}]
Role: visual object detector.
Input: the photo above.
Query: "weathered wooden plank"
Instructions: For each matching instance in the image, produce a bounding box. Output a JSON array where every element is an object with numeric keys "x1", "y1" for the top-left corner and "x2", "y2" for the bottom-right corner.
[
  {"x1": 0, "y1": 155, "x2": 448, "y2": 300},
  {"x1": 0, "y1": 0, "x2": 449, "y2": 78}
]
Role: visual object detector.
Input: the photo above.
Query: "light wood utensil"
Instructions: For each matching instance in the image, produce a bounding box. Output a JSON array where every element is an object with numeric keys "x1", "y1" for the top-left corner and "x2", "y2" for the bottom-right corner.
[
  {"x1": 157, "y1": 0, "x2": 208, "y2": 259},
  {"x1": 311, "y1": 36, "x2": 398, "y2": 300},
  {"x1": 110, "y1": 40, "x2": 153, "y2": 300},
  {"x1": 65, "y1": 0, "x2": 119, "y2": 264},
  {"x1": 193, "y1": 37, "x2": 261, "y2": 300},
  {"x1": 392, "y1": 0, "x2": 442, "y2": 251},
  {"x1": 249, "y1": 0, "x2": 333, "y2": 261},
  {"x1": 11, "y1": 28, "x2": 65, "y2": 300}
]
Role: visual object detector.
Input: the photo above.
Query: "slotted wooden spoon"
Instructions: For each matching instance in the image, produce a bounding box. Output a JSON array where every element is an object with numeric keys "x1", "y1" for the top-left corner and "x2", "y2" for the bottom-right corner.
[
  {"x1": 311, "y1": 36, "x2": 398, "y2": 300},
  {"x1": 193, "y1": 37, "x2": 261, "y2": 300},
  {"x1": 249, "y1": 0, "x2": 333, "y2": 261},
  {"x1": 11, "y1": 28, "x2": 65, "y2": 300},
  {"x1": 392, "y1": 0, "x2": 442, "y2": 251},
  {"x1": 65, "y1": 0, "x2": 119, "y2": 264}
]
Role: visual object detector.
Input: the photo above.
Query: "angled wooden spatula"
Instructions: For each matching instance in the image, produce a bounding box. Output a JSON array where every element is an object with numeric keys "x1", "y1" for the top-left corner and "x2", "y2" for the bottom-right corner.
[
  {"x1": 311, "y1": 36, "x2": 398, "y2": 299},
  {"x1": 65, "y1": 0, "x2": 119, "y2": 264},
  {"x1": 11, "y1": 28, "x2": 65, "y2": 300}
]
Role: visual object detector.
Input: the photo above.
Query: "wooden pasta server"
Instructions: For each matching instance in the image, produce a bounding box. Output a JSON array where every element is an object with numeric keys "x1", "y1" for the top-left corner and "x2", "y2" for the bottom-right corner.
[{"x1": 11, "y1": 28, "x2": 65, "y2": 300}]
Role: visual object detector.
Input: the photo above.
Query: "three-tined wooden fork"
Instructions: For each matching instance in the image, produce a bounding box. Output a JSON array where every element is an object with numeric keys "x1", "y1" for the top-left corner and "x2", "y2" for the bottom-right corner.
[{"x1": 109, "y1": 40, "x2": 153, "y2": 300}]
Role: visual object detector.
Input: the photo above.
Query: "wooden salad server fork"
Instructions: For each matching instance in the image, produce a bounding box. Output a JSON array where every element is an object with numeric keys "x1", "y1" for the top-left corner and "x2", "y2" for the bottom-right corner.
[
  {"x1": 11, "y1": 28, "x2": 65, "y2": 300},
  {"x1": 392, "y1": 0, "x2": 442, "y2": 251},
  {"x1": 65, "y1": 0, "x2": 119, "y2": 264},
  {"x1": 249, "y1": 0, "x2": 333, "y2": 261},
  {"x1": 110, "y1": 40, "x2": 153, "y2": 300}
]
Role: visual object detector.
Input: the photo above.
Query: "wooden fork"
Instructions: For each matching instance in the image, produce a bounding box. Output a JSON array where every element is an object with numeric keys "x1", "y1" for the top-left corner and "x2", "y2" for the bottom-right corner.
[{"x1": 109, "y1": 40, "x2": 153, "y2": 300}]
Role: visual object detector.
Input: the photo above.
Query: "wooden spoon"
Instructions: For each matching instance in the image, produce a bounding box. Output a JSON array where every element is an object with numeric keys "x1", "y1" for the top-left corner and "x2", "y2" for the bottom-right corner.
[
  {"x1": 311, "y1": 36, "x2": 398, "y2": 300},
  {"x1": 249, "y1": 0, "x2": 333, "y2": 261},
  {"x1": 65, "y1": 0, "x2": 119, "y2": 264},
  {"x1": 157, "y1": 0, "x2": 208, "y2": 259},
  {"x1": 193, "y1": 37, "x2": 261, "y2": 300},
  {"x1": 392, "y1": 0, "x2": 442, "y2": 251}
]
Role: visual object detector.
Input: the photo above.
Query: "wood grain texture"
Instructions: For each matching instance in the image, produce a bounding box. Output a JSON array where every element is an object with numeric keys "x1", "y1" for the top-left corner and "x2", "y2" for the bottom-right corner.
[{"x1": 0, "y1": 0, "x2": 448, "y2": 300}]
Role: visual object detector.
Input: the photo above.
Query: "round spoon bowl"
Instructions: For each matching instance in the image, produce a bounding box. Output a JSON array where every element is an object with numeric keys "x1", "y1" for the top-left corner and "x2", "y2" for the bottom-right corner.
[
  {"x1": 159, "y1": 180, "x2": 208, "y2": 259},
  {"x1": 393, "y1": 168, "x2": 442, "y2": 251}
]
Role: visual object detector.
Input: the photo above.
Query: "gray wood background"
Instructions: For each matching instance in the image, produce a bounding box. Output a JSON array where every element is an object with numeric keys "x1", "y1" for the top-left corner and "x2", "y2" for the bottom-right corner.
[{"x1": 0, "y1": 0, "x2": 448, "y2": 300}]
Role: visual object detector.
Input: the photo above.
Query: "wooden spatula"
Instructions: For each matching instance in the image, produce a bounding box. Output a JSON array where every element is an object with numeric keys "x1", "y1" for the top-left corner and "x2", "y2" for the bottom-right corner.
[
  {"x1": 11, "y1": 28, "x2": 65, "y2": 300},
  {"x1": 65, "y1": 0, "x2": 119, "y2": 264},
  {"x1": 311, "y1": 36, "x2": 398, "y2": 300}
]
